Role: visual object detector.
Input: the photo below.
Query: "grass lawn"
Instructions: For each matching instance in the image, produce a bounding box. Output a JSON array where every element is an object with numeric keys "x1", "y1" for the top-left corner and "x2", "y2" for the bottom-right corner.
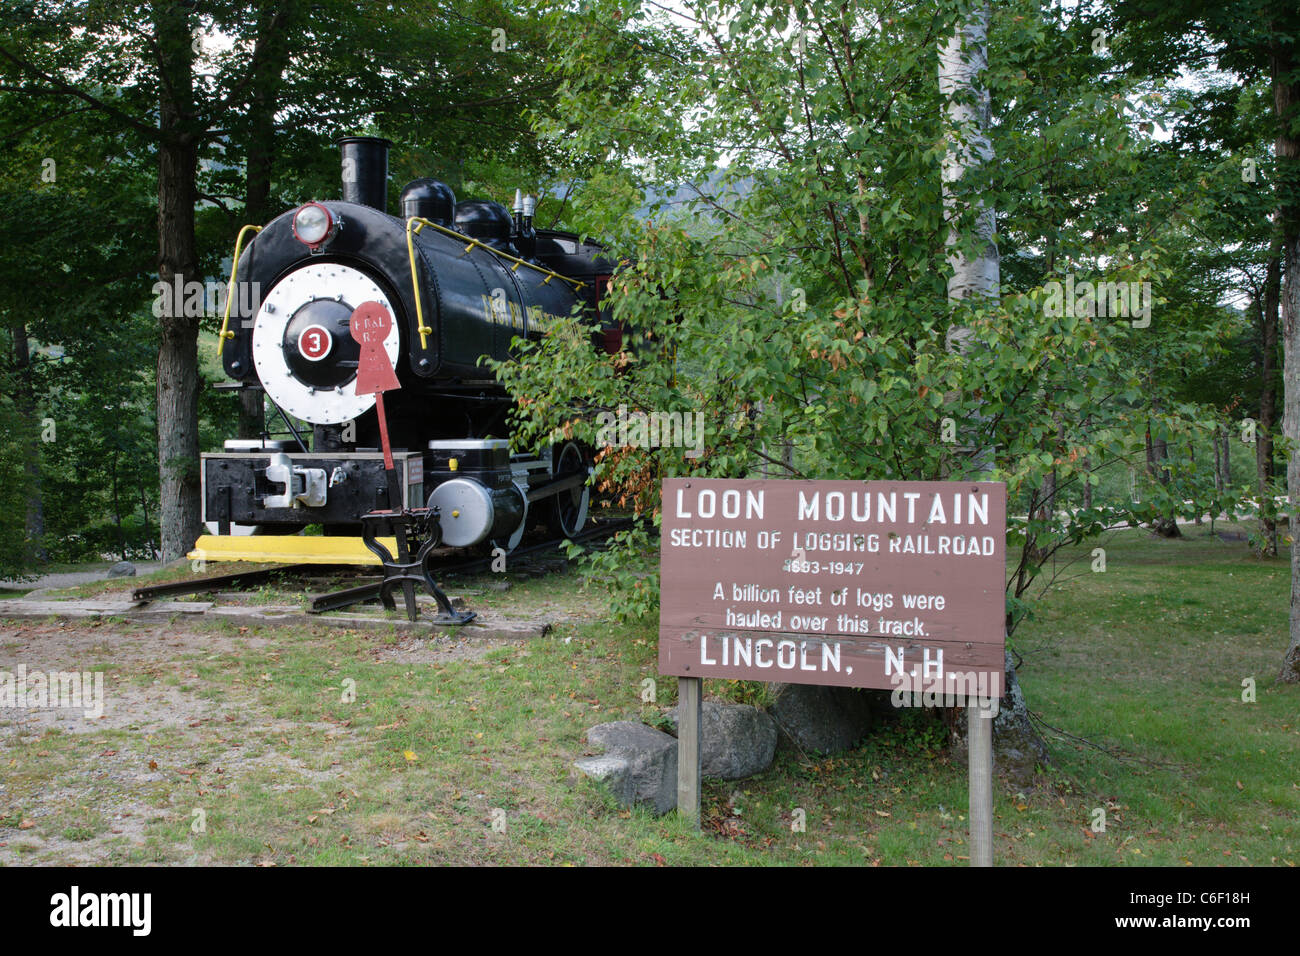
[{"x1": 0, "y1": 522, "x2": 1295, "y2": 865}]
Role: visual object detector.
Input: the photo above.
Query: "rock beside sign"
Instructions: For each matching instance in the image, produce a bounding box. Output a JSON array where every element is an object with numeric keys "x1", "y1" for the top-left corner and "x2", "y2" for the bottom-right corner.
[
  {"x1": 574, "y1": 721, "x2": 678, "y2": 815},
  {"x1": 106, "y1": 561, "x2": 137, "y2": 578},
  {"x1": 663, "y1": 701, "x2": 777, "y2": 780},
  {"x1": 952, "y1": 652, "x2": 1049, "y2": 783},
  {"x1": 768, "y1": 683, "x2": 875, "y2": 754}
]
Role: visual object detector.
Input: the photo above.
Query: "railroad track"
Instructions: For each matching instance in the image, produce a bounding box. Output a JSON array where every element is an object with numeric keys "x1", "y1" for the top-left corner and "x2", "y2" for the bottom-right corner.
[{"x1": 130, "y1": 516, "x2": 642, "y2": 613}]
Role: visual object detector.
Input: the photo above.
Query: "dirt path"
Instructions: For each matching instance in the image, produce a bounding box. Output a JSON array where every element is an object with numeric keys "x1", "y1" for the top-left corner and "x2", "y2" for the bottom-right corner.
[{"x1": 2, "y1": 563, "x2": 164, "y2": 592}]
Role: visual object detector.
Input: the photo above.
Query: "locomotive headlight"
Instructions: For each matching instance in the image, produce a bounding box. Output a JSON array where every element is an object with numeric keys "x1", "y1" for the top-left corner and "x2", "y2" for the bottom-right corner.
[{"x1": 292, "y1": 202, "x2": 335, "y2": 249}]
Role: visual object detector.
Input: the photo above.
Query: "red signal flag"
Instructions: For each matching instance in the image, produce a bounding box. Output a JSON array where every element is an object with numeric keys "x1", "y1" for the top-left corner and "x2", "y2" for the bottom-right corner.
[{"x1": 351, "y1": 301, "x2": 402, "y2": 396}]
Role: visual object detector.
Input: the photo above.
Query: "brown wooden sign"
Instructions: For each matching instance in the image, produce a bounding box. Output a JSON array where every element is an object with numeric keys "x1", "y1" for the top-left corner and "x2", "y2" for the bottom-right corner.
[{"x1": 658, "y1": 478, "x2": 1007, "y2": 699}]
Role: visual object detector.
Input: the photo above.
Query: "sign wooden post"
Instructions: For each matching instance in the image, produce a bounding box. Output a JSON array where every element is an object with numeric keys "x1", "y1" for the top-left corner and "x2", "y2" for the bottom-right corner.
[
  {"x1": 677, "y1": 676, "x2": 703, "y2": 830},
  {"x1": 351, "y1": 302, "x2": 417, "y2": 620},
  {"x1": 969, "y1": 703, "x2": 994, "y2": 866},
  {"x1": 658, "y1": 477, "x2": 1006, "y2": 859}
]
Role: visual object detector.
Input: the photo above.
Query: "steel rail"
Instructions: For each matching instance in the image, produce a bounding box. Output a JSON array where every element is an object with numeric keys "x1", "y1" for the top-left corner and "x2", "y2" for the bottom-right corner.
[{"x1": 307, "y1": 517, "x2": 639, "y2": 614}]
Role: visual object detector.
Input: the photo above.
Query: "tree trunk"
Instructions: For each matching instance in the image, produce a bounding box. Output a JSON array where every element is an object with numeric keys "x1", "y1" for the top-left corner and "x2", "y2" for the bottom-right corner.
[
  {"x1": 1040, "y1": 425, "x2": 1058, "y2": 522},
  {"x1": 155, "y1": 1, "x2": 202, "y2": 562},
  {"x1": 1214, "y1": 421, "x2": 1224, "y2": 497},
  {"x1": 939, "y1": 3, "x2": 1047, "y2": 775},
  {"x1": 1029, "y1": 423, "x2": 1059, "y2": 562},
  {"x1": 1146, "y1": 399, "x2": 1180, "y2": 537},
  {"x1": 1039, "y1": 468, "x2": 1056, "y2": 520},
  {"x1": 1273, "y1": 33, "x2": 1300, "y2": 682},
  {"x1": 1190, "y1": 441, "x2": 1202, "y2": 524},
  {"x1": 1216, "y1": 426, "x2": 1227, "y2": 502},
  {"x1": 1282, "y1": 227, "x2": 1300, "y2": 680},
  {"x1": 111, "y1": 451, "x2": 125, "y2": 561},
  {"x1": 1283, "y1": 227, "x2": 1300, "y2": 680},
  {"x1": 139, "y1": 480, "x2": 153, "y2": 558},
  {"x1": 1080, "y1": 415, "x2": 1092, "y2": 511},
  {"x1": 938, "y1": 9, "x2": 998, "y2": 350},
  {"x1": 1257, "y1": 251, "x2": 1281, "y2": 553},
  {"x1": 10, "y1": 322, "x2": 46, "y2": 564}
]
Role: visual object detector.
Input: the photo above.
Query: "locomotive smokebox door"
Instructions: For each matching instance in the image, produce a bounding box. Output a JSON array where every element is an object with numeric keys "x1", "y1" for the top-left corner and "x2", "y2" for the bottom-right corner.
[{"x1": 250, "y1": 263, "x2": 400, "y2": 425}]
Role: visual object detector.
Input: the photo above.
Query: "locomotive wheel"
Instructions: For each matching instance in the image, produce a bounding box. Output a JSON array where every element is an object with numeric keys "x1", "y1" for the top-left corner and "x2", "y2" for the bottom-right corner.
[{"x1": 547, "y1": 440, "x2": 590, "y2": 539}]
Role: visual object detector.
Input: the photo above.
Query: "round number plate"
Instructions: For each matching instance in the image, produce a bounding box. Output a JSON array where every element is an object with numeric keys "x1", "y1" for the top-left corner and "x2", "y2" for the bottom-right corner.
[{"x1": 296, "y1": 324, "x2": 333, "y2": 361}]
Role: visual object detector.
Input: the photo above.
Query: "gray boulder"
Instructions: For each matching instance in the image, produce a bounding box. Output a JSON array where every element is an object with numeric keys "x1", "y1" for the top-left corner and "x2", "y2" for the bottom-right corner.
[
  {"x1": 106, "y1": 561, "x2": 136, "y2": 578},
  {"x1": 574, "y1": 721, "x2": 678, "y2": 815},
  {"x1": 768, "y1": 683, "x2": 874, "y2": 754},
  {"x1": 951, "y1": 652, "x2": 1049, "y2": 784},
  {"x1": 664, "y1": 701, "x2": 776, "y2": 780}
]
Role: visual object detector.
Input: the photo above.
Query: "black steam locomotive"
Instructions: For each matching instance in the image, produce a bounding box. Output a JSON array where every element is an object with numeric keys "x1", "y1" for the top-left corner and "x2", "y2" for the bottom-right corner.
[{"x1": 199, "y1": 137, "x2": 615, "y2": 561}]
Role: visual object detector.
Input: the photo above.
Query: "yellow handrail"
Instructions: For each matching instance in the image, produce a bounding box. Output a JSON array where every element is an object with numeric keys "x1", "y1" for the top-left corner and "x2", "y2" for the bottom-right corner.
[
  {"x1": 216, "y1": 224, "x2": 263, "y2": 359},
  {"x1": 405, "y1": 215, "x2": 585, "y2": 352},
  {"x1": 406, "y1": 217, "x2": 435, "y2": 350}
]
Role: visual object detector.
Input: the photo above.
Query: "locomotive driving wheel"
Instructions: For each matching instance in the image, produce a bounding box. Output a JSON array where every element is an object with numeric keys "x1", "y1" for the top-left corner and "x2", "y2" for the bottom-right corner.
[{"x1": 548, "y1": 440, "x2": 591, "y2": 538}]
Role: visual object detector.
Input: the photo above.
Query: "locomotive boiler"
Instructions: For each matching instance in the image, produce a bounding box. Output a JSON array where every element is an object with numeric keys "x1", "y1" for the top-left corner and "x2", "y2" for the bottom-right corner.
[{"x1": 196, "y1": 137, "x2": 616, "y2": 563}]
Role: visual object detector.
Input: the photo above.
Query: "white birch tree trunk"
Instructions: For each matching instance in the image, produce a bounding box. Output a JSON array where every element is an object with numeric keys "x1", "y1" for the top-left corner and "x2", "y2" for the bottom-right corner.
[
  {"x1": 939, "y1": 3, "x2": 1047, "y2": 775},
  {"x1": 939, "y1": 6, "x2": 999, "y2": 335}
]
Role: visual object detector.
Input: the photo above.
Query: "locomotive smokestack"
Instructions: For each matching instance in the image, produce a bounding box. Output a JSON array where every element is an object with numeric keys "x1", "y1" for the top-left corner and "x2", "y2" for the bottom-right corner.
[
  {"x1": 515, "y1": 191, "x2": 537, "y2": 259},
  {"x1": 511, "y1": 188, "x2": 524, "y2": 235},
  {"x1": 339, "y1": 136, "x2": 392, "y2": 212}
]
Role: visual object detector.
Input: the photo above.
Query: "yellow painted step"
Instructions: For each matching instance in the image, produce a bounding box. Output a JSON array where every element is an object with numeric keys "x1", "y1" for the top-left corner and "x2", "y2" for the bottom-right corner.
[{"x1": 188, "y1": 534, "x2": 396, "y2": 566}]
